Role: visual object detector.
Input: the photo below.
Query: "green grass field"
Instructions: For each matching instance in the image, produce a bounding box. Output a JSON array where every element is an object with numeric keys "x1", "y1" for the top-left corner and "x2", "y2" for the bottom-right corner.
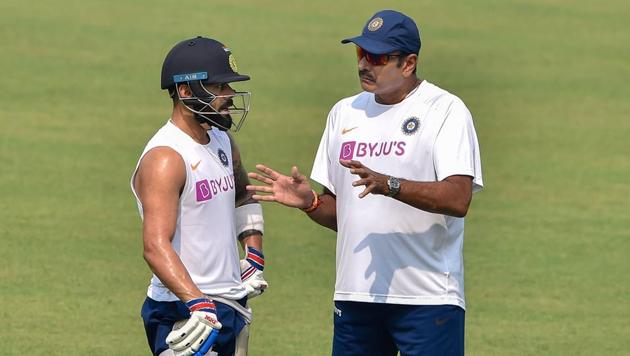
[{"x1": 1, "y1": 0, "x2": 629, "y2": 354}]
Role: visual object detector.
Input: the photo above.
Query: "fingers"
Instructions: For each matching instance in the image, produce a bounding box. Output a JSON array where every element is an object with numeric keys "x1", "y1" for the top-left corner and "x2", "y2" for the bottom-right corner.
[
  {"x1": 339, "y1": 159, "x2": 363, "y2": 168},
  {"x1": 250, "y1": 164, "x2": 308, "y2": 186},
  {"x1": 167, "y1": 318, "x2": 198, "y2": 344},
  {"x1": 255, "y1": 164, "x2": 282, "y2": 180},
  {"x1": 350, "y1": 168, "x2": 369, "y2": 178},
  {"x1": 351, "y1": 178, "x2": 370, "y2": 198},
  {"x1": 251, "y1": 194, "x2": 278, "y2": 202},
  {"x1": 167, "y1": 318, "x2": 211, "y2": 354},
  {"x1": 167, "y1": 316, "x2": 219, "y2": 355},
  {"x1": 196, "y1": 329, "x2": 220, "y2": 355},
  {"x1": 352, "y1": 178, "x2": 368, "y2": 187},
  {"x1": 291, "y1": 166, "x2": 305, "y2": 183},
  {"x1": 358, "y1": 184, "x2": 375, "y2": 199},
  {"x1": 190, "y1": 326, "x2": 213, "y2": 352},
  {"x1": 351, "y1": 178, "x2": 379, "y2": 198},
  {"x1": 247, "y1": 172, "x2": 274, "y2": 185},
  {"x1": 171, "y1": 323, "x2": 207, "y2": 351},
  {"x1": 246, "y1": 185, "x2": 273, "y2": 193},
  {"x1": 340, "y1": 160, "x2": 370, "y2": 178}
]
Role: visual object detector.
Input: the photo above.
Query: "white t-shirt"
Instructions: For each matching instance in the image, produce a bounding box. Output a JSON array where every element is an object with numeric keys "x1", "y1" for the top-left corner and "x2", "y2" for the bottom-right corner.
[
  {"x1": 310, "y1": 81, "x2": 483, "y2": 309},
  {"x1": 131, "y1": 120, "x2": 246, "y2": 302}
]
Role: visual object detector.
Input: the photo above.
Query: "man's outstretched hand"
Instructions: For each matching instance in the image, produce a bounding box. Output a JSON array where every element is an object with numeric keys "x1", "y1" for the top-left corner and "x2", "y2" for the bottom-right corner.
[{"x1": 247, "y1": 164, "x2": 314, "y2": 209}]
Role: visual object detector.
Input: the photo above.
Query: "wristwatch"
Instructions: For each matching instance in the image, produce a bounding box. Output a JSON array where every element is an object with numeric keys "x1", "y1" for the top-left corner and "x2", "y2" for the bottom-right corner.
[{"x1": 386, "y1": 176, "x2": 401, "y2": 197}]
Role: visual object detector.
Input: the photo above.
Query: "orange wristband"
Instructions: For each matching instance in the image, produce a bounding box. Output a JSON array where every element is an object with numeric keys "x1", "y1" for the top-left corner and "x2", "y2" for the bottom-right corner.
[{"x1": 301, "y1": 190, "x2": 321, "y2": 213}]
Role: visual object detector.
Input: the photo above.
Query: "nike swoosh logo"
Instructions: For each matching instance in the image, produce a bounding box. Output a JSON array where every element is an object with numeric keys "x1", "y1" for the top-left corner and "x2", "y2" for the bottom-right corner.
[
  {"x1": 435, "y1": 317, "x2": 451, "y2": 326},
  {"x1": 342, "y1": 126, "x2": 358, "y2": 135},
  {"x1": 191, "y1": 160, "x2": 201, "y2": 171}
]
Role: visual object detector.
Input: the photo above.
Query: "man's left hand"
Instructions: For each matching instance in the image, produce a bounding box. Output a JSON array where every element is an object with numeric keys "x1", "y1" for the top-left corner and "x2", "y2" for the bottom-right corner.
[
  {"x1": 340, "y1": 159, "x2": 389, "y2": 198},
  {"x1": 240, "y1": 246, "x2": 268, "y2": 298}
]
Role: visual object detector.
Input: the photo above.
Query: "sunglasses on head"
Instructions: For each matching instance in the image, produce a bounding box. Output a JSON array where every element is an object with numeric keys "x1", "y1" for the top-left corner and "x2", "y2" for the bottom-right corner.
[{"x1": 355, "y1": 46, "x2": 404, "y2": 66}]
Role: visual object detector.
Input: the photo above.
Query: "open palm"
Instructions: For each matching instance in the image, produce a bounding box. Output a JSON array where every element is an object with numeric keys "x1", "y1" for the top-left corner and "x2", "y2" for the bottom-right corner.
[{"x1": 246, "y1": 164, "x2": 314, "y2": 209}]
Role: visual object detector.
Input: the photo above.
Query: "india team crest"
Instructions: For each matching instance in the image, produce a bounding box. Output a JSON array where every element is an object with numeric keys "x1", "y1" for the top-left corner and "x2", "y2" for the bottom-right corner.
[
  {"x1": 368, "y1": 17, "x2": 383, "y2": 31},
  {"x1": 228, "y1": 54, "x2": 238, "y2": 72},
  {"x1": 223, "y1": 46, "x2": 238, "y2": 72},
  {"x1": 402, "y1": 117, "x2": 420, "y2": 135},
  {"x1": 217, "y1": 148, "x2": 229, "y2": 167}
]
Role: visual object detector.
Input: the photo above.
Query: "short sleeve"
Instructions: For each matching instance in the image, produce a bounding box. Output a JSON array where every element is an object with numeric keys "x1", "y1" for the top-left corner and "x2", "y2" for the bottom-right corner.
[
  {"x1": 433, "y1": 99, "x2": 483, "y2": 192},
  {"x1": 310, "y1": 107, "x2": 337, "y2": 194}
]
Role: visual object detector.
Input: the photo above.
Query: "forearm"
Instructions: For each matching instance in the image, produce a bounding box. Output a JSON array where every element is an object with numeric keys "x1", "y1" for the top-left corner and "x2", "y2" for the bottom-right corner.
[
  {"x1": 236, "y1": 182, "x2": 257, "y2": 207},
  {"x1": 229, "y1": 132, "x2": 258, "y2": 207},
  {"x1": 235, "y1": 199, "x2": 264, "y2": 251},
  {"x1": 143, "y1": 237, "x2": 204, "y2": 302},
  {"x1": 239, "y1": 232, "x2": 262, "y2": 251},
  {"x1": 305, "y1": 192, "x2": 337, "y2": 231},
  {"x1": 395, "y1": 178, "x2": 472, "y2": 217}
]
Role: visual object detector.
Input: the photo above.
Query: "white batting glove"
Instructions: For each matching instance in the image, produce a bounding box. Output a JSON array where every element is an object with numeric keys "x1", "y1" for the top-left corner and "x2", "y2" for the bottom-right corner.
[
  {"x1": 240, "y1": 246, "x2": 268, "y2": 299},
  {"x1": 166, "y1": 298, "x2": 222, "y2": 356}
]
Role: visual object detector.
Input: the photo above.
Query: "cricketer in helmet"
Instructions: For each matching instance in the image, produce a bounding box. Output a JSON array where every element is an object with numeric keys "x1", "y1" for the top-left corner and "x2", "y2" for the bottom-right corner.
[
  {"x1": 133, "y1": 36, "x2": 267, "y2": 356},
  {"x1": 161, "y1": 36, "x2": 251, "y2": 131}
]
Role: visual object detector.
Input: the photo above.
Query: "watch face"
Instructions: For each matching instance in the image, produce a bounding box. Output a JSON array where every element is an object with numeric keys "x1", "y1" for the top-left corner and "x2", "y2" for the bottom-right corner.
[{"x1": 387, "y1": 176, "x2": 400, "y2": 196}]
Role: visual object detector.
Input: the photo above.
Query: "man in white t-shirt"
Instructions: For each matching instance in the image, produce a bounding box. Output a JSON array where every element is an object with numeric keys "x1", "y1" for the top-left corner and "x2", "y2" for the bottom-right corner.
[
  {"x1": 131, "y1": 36, "x2": 268, "y2": 356},
  {"x1": 247, "y1": 10, "x2": 482, "y2": 355}
]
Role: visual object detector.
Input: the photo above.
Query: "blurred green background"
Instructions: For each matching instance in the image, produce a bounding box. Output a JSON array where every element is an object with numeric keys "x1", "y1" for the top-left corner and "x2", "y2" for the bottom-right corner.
[{"x1": 1, "y1": 0, "x2": 628, "y2": 354}]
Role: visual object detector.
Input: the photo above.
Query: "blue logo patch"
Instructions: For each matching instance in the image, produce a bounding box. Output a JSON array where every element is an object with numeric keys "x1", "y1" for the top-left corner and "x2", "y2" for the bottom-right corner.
[
  {"x1": 218, "y1": 149, "x2": 229, "y2": 167},
  {"x1": 402, "y1": 117, "x2": 420, "y2": 135},
  {"x1": 173, "y1": 72, "x2": 208, "y2": 83}
]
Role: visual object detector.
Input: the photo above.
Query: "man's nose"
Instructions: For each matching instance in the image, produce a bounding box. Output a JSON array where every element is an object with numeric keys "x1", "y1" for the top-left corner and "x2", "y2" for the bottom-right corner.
[
  {"x1": 357, "y1": 57, "x2": 368, "y2": 69},
  {"x1": 358, "y1": 56, "x2": 370, "y2": 70}
]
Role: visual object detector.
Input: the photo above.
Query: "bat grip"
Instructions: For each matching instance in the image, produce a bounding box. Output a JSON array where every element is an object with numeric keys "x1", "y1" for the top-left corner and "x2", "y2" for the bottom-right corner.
[{"x1": 194, "y1": 329, "x2": 219, "y2": 356}]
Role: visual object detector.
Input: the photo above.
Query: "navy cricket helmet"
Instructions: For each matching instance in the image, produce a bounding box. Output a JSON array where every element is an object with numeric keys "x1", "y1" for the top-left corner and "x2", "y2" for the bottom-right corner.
[{"x1": 161, "y1": 36, "x2": 251, "y2": 131}]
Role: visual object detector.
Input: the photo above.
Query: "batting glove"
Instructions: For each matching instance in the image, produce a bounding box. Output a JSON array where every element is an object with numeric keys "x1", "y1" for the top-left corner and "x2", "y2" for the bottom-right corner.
[
  {"x1": 240, "y1": 246, "x2": 268, "y2": 299},
  {"x1": 166, "y1": 298, "x2": 222, "y2": 356}
]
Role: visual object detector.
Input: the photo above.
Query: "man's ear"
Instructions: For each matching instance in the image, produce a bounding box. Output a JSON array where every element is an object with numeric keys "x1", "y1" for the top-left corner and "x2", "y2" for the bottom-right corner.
[
  {"x1": 403, "y1": 54, "x2": 418, "y2": 77},
  {"x1": 177, "y1": 83, "x2": 192, "y2": 98}
]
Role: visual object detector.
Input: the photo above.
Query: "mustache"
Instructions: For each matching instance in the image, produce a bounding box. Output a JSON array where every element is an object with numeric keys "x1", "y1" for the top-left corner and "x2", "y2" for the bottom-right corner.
[{"x1": 359, "y1": 70, "x2": 375, "y2": 81}]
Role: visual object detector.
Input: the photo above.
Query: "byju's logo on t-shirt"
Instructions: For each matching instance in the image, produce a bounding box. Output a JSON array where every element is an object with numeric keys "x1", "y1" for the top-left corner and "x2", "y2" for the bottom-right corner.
[
  {"x1": 196, "y1": 180, "x2": 213, "y2": 201},
  {"x1": 339, "y1": 141, "x2": 406, "y2": 160},
  {"x1": 339, "y1": 141, "x2": 357, "y2": 160},
  {"x1": 195, "y1": 174, "x2": 235, "y2": 202}
]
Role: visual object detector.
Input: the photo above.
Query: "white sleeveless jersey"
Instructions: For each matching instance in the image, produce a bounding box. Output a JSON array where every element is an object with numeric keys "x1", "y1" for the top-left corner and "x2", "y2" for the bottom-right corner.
[
  {"x1": 311, "y1": 81, "x2": 483, "y2": 309},
  {"x1": 131, "y1": 120, "x2": 246, "y2": 302}
]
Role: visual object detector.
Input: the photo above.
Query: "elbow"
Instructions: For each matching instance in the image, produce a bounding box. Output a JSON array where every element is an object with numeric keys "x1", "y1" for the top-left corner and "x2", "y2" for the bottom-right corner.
[
  {"x1": 452, "y1": 189, "x2": 473, "y2": 217},
  {"x1": 143, "y1": 240, "x2": 163, "y2": 266},
  {"x1": 143, "y1": 247, "x2": 155, "y2": 265},
  {"x1": 442, "y1": 177, "x2": 474, "y2": 218},
  {"x1": 452, "y1": 206, "x2": 468, "y2": 218},
  {"x1": 449, "y1": 199, "x2": 471, "y2": 218},
  {"x1": 142, "y1": 248, "x2": 152, "y2": 262}
]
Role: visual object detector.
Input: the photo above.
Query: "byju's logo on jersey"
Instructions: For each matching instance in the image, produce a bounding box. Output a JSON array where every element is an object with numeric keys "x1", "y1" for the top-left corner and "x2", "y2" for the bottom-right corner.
[
  {"x1": 339, "y1": 141, "x2": 357, "y2": 160},
  {"x1": 196, "y1": 180, "x2": 213, "y2": 202},
  {"x1": 195, "y1": 174, "x2": 235, "y2": 202},
  {"x1": 402, "y1": 117, "x2": 420, "y2": 135},
  {"x1": 339, "y1": 140, "x2": 406, "y2": 160}
]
